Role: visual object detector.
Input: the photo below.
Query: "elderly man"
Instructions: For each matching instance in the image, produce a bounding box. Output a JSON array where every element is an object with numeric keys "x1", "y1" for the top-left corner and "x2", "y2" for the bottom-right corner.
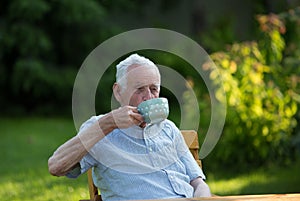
[{"x1": 48, "y1": 54, "x2": 211, "y2": 200}]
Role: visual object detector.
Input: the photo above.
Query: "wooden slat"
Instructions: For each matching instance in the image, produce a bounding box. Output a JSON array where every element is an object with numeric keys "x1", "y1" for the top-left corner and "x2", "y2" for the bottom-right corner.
[
  {"x1": 134, "y1": 193, "x2": 300, "y2": 201},
  {"x1": 181, "y1": 130, "x2": 199, "y2": 149}
]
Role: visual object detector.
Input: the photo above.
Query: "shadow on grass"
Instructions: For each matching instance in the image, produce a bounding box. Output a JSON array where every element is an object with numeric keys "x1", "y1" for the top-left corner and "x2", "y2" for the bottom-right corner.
[
  {"x1": 238, "y1": 163, "x2": 300, "y2": 195},
  {"x1": 206, "y1": 160, "x2": 300, "y2": 196}
]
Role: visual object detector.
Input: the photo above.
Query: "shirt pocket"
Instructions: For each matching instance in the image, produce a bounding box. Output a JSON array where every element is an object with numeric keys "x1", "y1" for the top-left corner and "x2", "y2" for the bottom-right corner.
[{"x1": 164, "y1": 170, "x2": 194, "y2": 197}]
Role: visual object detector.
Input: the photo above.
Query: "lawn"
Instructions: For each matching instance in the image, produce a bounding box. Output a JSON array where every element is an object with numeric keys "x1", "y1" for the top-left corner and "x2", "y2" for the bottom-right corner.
[
  {"x1": 0, "y1": 117, "x2": 88, "y2": 201},
  {"x1": 0, "y1": 117, "x2": 299, "y2": 201},
  {"x1": 206, "y1": 162, "x2": 300, "y2": 196}
]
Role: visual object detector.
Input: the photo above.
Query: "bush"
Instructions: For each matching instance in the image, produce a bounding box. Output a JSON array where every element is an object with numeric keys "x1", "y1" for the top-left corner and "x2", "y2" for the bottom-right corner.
[{"x1": 203, "y1": 8, "x2": 300, "y2": 169}]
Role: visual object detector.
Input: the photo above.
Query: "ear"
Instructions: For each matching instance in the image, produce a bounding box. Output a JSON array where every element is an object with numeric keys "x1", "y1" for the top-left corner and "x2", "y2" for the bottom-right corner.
[{"x1": 113, "y1": 83, "x2": 122, "y2": 103}]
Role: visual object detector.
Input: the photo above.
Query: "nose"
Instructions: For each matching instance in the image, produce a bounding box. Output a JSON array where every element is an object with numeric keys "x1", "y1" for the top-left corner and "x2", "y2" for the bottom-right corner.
[{"x1": 143, "y1": 88, "x2": 154, "y2": 101}]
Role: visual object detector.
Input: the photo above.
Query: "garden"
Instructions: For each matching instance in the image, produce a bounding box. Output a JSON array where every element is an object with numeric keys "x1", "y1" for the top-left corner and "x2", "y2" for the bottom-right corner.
[{"x1": 1, "y1": 1, "x2": 300, "y2": 200}]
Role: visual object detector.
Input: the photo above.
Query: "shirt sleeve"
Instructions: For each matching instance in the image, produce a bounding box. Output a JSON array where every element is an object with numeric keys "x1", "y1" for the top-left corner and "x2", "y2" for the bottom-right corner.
[
  {"x1": 180, "y1": 150, "x2": 206, "y2": 181},
  {"x1": 172, "y1": 124, "x2": 206, "y2": 181},
  {"x1": 66, "y1": 152, "x2": 99, "y2": 178}
]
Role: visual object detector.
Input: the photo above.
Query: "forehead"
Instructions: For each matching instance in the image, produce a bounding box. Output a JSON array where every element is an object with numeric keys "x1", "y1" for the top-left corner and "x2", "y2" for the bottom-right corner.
[{"x1": 126, "y1": 65, "x2": 160, "y2": 87}]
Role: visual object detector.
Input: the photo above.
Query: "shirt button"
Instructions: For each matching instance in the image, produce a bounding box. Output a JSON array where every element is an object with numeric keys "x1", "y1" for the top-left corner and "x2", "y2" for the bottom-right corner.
[{"x1": 149, "y1": 148, "x2": 153, "y2": 152}]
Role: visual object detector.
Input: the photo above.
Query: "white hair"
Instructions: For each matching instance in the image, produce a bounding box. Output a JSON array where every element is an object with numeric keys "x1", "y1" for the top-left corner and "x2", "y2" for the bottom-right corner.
[{"x1": 116, "y1": 53, "x2": 159, "y2": 88}]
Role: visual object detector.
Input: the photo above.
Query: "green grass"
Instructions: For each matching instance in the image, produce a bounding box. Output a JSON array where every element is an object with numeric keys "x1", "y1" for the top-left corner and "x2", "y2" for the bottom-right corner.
[
  {"x1": 0, "y1": 117, "x2": 88, "y2": 201},
  {"x1": 0, "y1": 117, "x2": 299, "y2": 201},
  {"x1": 206, "y1": 161, "x2": 300, "y2": 195}
]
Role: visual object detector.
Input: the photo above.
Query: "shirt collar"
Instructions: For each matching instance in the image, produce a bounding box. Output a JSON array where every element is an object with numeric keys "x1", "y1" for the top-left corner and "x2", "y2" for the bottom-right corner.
[
  {"x1": 119, "y1": 120, "x2": 166, "y2": 139},
  {"x1": 119, "y1": 125, "x2": 144, "y2": 139},
  {"x1": 144, "y1": 121, "x2": 166, "y2": 139}
]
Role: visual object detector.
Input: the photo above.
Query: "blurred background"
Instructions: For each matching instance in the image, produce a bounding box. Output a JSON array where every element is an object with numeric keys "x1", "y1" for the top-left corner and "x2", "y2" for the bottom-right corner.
[{"x1": 1, "y1": 0, "x2": 300, "y2": 200}]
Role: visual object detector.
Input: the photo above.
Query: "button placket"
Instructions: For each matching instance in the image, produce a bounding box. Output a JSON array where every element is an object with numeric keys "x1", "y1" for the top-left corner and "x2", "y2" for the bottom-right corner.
[
  {"x1": 144, "y1": 127, "x2": 158, "y2": 168},
  {"x1": 143, "y1": 127, "x2": 152, "y2": 154}
]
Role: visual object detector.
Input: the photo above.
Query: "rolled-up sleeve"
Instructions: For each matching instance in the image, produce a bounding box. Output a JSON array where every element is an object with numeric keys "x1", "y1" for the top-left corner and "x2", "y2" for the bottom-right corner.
[{"x1": 66, "y1": 152, "x2": 98, "y2": 178}]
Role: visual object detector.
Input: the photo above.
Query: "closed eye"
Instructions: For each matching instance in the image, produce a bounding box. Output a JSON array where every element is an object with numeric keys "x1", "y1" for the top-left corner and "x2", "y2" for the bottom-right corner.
[
  {"x1": 151, "y1": 87, "x2": 158, "y2": 92},
  {"x1": 135, "y1": 87, "x2": 146, "y2": 94}
]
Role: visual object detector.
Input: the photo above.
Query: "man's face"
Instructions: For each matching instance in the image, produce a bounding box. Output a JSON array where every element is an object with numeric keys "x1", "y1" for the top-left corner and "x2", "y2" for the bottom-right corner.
[{"x1": 119, "y1": 65, "x2": 160, "y2": 107}]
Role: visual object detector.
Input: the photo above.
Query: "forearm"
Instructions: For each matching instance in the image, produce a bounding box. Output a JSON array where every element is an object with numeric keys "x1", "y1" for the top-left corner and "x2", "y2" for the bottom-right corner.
[
  {"x1": 48, "y1": 113, "x2": 116, "y2": 176},
  {"x1": 48, "y1": 136, "x2": 88, "y2": 176}
]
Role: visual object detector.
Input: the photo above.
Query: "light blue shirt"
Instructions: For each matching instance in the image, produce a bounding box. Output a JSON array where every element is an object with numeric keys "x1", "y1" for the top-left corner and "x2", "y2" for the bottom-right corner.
[{"x1": 67, "y1": 115, "x2": 205, "y2": 201}]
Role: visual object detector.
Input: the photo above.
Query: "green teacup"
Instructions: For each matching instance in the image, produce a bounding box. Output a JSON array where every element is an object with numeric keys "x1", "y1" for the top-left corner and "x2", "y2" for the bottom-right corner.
[{"x1": 137, "y1": 97, "x2": 169, "y2": 124}]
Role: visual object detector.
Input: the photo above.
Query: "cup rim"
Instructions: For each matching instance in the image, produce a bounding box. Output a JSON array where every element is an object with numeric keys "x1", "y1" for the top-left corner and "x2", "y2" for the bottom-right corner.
[{"x1": 137, "y1": 97, "x2": 168, "y2": 108}]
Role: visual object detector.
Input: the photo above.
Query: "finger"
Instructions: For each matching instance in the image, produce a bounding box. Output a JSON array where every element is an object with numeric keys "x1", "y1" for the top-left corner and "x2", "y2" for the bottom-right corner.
[
  {"x1": 130, "y1": 112, "x2": 144, "y2": 123},
  {"x1": 129, "y1": 106, "x2": 139, "y2": 114},
  {"x1": 128, "y1": 113, "x2": 144, "y2": 127},
  {"x1": 139, "y1": 122, "x2": 147, "y2": 128}
]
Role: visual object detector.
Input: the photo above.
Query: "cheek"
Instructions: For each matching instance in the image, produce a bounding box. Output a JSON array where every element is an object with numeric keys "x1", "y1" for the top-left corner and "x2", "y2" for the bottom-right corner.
[
  {"x1": 129, "y1": 94, "x2": 143, "y2": 106},
  {"x1": 152, "y1": 90, "x2": 160, "y2": 98}
]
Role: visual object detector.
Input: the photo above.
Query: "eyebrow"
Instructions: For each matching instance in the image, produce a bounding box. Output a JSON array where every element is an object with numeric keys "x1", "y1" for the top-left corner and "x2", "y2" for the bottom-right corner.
[{"x1": 134, "y1": 83, "x2": 160, "y2": 89}]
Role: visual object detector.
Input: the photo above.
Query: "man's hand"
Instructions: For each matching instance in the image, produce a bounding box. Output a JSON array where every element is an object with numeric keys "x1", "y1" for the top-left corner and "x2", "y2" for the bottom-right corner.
[
  {"x1": 190, "y1": 177, "x2": 212, "y2": 197},
  {"x1": 111, "y1": 106, "x2": 145, "y2": 129}
]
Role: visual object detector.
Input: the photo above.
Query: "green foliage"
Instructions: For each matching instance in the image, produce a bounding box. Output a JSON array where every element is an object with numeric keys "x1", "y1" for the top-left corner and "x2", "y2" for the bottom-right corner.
[
  {"x1": 204, "y1": 9, "x2": 300, "y2": 168},
  {"x1": 0, "y1": 0, "x2": 107, "y2": 115},
  {"x1": 0, "y1": 0, "x2": 299, "y2": 170}
]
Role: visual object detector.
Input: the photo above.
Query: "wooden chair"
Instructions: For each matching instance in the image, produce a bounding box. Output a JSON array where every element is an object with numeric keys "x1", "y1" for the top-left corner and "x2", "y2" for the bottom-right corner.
[{"x1": 80, "y1": 130, "x2": 202, "y2": 201}]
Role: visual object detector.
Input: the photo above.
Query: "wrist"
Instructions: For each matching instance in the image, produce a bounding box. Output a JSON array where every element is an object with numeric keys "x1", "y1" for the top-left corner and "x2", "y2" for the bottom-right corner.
[{"x1": 98, "y1": 112, "x2": 117, "y2": 135}]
